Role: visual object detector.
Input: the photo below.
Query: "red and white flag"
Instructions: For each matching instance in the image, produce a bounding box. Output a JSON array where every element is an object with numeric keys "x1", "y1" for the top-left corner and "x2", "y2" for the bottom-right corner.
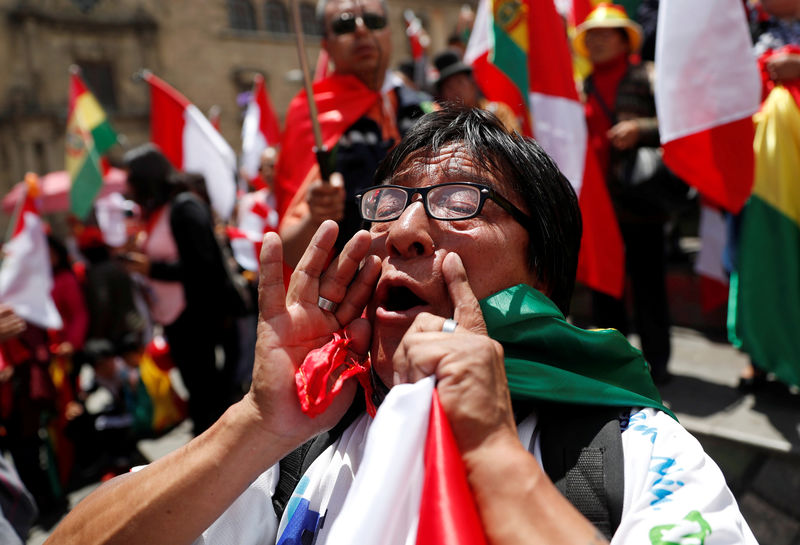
[
  {"x1": 227, "y1": 194, "x2": 278, "y2": 271},
  {"x1": 208, "y1": 105, "x2": 222, "y2": 133},
  {"x1": 314, "y1": 49, "x2": 331, "y2": 83},
  {"x1": 655, "y1": 0, "x2": 760, "y2": 213},
  {"x1": 0, "y1": 178, "x2": 62, "y2": 330},
  {"x1": 404, "y1": 10, "x2": 428, "y2": 61},
  {"x1": 240, "y1": 74, "x2": 281, "y2": 183},
  {"x1": 465, "y1": 0, "x2": 625, "y2": 297},
  {"x1": 327, "y1": 377, "x2": 487, "y2": 544},
  {"x1": 695, "y1": 203, "x2": 730, "y2": 312},
  {"x1": 143, "y1": 72, "x2": 237, "y2": 220}
]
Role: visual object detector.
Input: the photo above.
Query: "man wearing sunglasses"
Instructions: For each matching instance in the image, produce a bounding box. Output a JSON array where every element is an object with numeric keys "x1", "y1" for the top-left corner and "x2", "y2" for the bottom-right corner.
[
  {"x1": 276, "y1": 0, "x2": 433, "y2": 269},
  {"x1": 50, "y1": 108, "x2": 755, "y2": 545}
]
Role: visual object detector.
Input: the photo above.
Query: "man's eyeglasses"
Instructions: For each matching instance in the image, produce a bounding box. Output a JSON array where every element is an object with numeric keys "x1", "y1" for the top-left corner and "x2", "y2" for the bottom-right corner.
[
  {"x1": 329, "y1": 12, "x2": 387, "y2": 35},
  {"x1": 356, "y1": 182, "x2": 533, "y2": 227}
]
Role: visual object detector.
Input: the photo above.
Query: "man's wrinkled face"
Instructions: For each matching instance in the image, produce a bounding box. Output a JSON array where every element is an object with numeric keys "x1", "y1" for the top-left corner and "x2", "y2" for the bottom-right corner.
[
  {"x1": 365, "y1": 145, "x2": 537, "y2": 387},
  {"x1": 322, "y1": 0, "x2": 392, "y2": 88}
]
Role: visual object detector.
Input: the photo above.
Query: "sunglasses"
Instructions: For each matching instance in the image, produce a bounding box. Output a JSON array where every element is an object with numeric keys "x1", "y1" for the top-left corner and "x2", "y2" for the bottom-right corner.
[{"x1": 329, "y1": 12, "x2": 387, "y2": 35}]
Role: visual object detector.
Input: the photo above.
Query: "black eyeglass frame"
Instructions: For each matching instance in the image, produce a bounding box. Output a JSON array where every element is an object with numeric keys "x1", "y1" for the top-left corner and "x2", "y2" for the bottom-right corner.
[
  {"x1": 328, "y1": 12, "x2": 387, "y2": 35},
  {"x1": 355, "y1": 182, "x2": 534, "y2": 228}
]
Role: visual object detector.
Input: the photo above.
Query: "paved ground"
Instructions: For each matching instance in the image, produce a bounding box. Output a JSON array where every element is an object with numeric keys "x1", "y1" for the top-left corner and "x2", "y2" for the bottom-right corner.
[
  {"x1": 658, "y1": 328, "x2": 800, "y2": 545},
  {"x1": 26, "y1": 326, "x2": 800, "y2": 544}
]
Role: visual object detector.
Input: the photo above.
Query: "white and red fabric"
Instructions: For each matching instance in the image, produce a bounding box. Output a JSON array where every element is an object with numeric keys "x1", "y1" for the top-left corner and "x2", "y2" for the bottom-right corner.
[
  {"x1": 0, "y1": 191, "x2": 62, "y2": 330},
  {"x1": 655, "y1": 0, "x2": 761, "y2": 213},
  {"x1": 695, "y1": 203, "x2": 730, "y2": 312},
  {"x1": 194, "y1": 380, "x2": 758, "y2": 544},
  {"x1": 465, "y1": 0, "x2": 625, "y2": 298},
  {"x1": 240, "y1": 75, "x2": 281, "y2": 184},
  {"x1": 463, "y1": 0, "x2": 532, "y2": 136},
  {"x1": 327, "y1": 377, "x2": 487, "y2": 545},
  {"x1": 314, "y1": 49, "x2": 331, "y2": 83},
  {"x1": 404, "y1": 10, "x2": 428, "y2": 61},
  {"x1": 208, "y1": 105, "x2": 222, "y2": 133},
  {"x1": 94, "y1": 192, "x2": 129, "y2": 248},
  {"x1": 228, "y1": 190, "x2": 278, "y2": 272},
  {"x1": 144, "y1": 72, "x2": 237, "y2": 220},
  {"x1": 568, "y1": 0, "x2": 596, "y2": 28}
]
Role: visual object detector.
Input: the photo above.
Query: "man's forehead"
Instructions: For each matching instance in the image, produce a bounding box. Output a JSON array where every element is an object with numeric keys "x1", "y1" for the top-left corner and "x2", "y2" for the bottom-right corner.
[
  {"x1": 388, "y1": 146, "x2": 498, "y2": 187},
  {"x1": 325, "y1": 0, "x2": 384, "y2": 16}
]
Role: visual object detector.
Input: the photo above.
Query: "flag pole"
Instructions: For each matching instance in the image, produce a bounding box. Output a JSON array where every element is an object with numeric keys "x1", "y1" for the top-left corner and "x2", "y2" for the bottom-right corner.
[{"x1": 289, "y1": 0, "x2": 332, "y2": 182}]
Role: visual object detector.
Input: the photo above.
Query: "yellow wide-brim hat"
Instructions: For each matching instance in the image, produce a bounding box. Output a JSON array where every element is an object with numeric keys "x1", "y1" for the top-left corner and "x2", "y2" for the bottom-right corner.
[{"x1": 573, "y1": 3, "x2": 643, "y2": 58}]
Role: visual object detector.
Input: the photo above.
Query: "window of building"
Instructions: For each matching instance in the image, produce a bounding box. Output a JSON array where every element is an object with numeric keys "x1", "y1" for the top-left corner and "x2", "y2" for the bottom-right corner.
[
  {"x1": 264, "y1": 0, "x2": 290, "y2": 35},
  {"x1": 228, "y1": 0, "x2": 257, "y2": 31},
  {"x1": 300, "y1": 2, "x2": 322, "y2": 36},
  {"x1": 77, "y1": 62, "x2": 117, "y2": 112},
  {"x1": 33, "y1": 141, "x2": 48, "y2": 175}
]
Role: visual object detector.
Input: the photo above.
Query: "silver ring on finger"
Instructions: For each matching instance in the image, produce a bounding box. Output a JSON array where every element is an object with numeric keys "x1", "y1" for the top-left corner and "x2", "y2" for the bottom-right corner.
[
  {"x1": 441, "y1": 318, "x2": 458, "y2": 333},
  {"x1": 317, "y1": 296, "x2": 339, "y2": 313}
]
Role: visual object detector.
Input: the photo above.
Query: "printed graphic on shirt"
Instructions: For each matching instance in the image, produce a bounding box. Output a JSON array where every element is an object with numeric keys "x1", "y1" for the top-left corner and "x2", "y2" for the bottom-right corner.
[
  {"x1": 648, "y1": 457, "x2": 685, "y2": 508},
  {"x1": 629, "y1": 410, "x2": 659, "y2": 444},
  {"x1": 276, "y1": 498, "x2": 320, "y2": 545},
  {"x1": 278, "y1": 475, "x2": 324, "y2": 544},
  {"x1": 648, "y1": 510, "x2": 712, "y2": 545}
]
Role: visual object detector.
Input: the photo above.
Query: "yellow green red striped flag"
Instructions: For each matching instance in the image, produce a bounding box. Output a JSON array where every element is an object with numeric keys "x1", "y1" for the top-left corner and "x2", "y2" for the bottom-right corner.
[
  {"x1": 66, "y1": 66, "x2": 117, "y2": 219},
  {"x1": 729, "y1": 83, "x2": 800, "y2": 388}
]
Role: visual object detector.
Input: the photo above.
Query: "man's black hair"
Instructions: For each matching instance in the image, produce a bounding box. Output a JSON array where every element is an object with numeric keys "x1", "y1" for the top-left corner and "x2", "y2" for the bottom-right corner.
[{"x1": 373, "y1": 107, "x2": 582, "y2": 314}]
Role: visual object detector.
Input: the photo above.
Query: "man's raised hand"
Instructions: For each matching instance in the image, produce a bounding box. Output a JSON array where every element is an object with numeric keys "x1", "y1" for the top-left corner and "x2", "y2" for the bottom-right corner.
[{"x1": 248, "y1": 221, "x2": 379, "y2": 455}]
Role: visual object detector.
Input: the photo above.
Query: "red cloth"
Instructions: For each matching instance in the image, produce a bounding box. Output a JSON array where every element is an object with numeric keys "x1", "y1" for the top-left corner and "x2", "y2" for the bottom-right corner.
[
  {"x1": 295, "y1": 331, "x2": 375, "y2": 417},
  {"x1": 274, "y1": 74, "x2": 380, "y2": 218},
  {"x1": 585, "y1": 53, "x2": 629, "y2": 177},
  {"x1": 50, "y1": 269, "x2": 89, "y2": 351},
  {"x1": 416, "y1": 389, "x2": 488, "y2": 545}
]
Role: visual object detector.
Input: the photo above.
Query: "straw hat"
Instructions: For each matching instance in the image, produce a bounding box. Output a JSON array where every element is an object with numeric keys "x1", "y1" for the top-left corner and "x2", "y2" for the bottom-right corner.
[{"x1": 573, "y1": 3, "x2": 643, "y2": 58}]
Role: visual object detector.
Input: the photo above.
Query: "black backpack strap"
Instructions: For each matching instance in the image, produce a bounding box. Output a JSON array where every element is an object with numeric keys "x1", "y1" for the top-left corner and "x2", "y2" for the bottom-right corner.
[
  {"x1": 272, "y1": 393, "x2": 366, "y2": 520},
  {"x1": 535, "y1": 404, "x2": 626, "y2": 541},
  {"x1": 584, "y1": 75, "x2": 618, "y2": 126}
]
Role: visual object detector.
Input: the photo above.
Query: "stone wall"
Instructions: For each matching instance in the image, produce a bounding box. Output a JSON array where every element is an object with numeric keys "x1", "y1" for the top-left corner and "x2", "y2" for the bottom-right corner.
[{"x1": 0, "y1": 0, "x2": 466, "y2": 205}]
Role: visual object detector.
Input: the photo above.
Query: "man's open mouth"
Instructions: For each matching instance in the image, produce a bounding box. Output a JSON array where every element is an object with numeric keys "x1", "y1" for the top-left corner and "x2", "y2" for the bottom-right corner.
[{"x1": 382, "y1": 285, "x2": 428, "y2": 312}]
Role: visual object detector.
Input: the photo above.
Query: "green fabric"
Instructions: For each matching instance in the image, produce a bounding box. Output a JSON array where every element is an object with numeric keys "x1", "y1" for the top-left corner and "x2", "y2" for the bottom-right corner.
[
  {"x1": 491, "y1": 20, "x2": 529, "y2": 108},
  {"x1": 480, "y1": 284, "x2": 675, "y2": 420},
  {"x1": 69, "y1": 152, "x2": 104, "y2": 220},
  {"x1": 728, "y1": 197, "x2": 800, "y2": 387},
  {"x1": 90, "y1": 118, "x2": 118, "y2": 155}
]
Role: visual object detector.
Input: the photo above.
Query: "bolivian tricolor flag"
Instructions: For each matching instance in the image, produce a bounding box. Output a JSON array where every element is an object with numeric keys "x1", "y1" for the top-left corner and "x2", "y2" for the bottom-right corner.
[
  {"x1": 66, "y1": 66, "x2": 117, "y2": 219},
  {"x1": 729, "y1": 74, "x2": 800, "y2": 388},
  {"x1": 464, "y1": 0, "x2": 625, "y2": 298}
]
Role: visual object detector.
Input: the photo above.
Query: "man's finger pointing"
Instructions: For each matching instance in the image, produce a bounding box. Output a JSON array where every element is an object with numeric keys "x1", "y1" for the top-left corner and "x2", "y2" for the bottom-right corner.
[{"x1": 442, "y1": 252, "x2": 487, "y2": 335}]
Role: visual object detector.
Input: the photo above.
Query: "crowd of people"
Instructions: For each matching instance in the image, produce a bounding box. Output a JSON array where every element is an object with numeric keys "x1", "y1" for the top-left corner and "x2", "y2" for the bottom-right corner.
[
  {"x1": 0, "y1": 144, "x2": 281, "y2": 536},
  {"x1": 0, "y1": 0, "x2": 795, "y2": 543}
]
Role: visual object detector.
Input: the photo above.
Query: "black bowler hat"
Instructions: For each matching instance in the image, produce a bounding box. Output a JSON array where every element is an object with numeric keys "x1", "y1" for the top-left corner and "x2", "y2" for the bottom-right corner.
[{"x1": 433, "y1": 50, "x2": 472, "y2": 89}]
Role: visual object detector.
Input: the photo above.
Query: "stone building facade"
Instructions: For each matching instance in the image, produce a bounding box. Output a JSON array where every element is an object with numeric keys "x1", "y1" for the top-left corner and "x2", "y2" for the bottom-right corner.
[{"x1": 0, "y1": 0, "x2": 467, "y2": 201}]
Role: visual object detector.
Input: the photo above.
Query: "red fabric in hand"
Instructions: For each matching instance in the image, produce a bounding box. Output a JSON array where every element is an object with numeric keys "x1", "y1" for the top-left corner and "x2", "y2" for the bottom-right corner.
[{"x1": 296, "y1": 331, "x2": 376, "y2": 417}]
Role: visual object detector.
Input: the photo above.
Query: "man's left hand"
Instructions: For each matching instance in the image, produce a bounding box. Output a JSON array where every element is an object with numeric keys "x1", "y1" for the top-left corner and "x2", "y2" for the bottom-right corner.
[{"x1": 392, "y1": 252, "x2": 517, "y2": 455}]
